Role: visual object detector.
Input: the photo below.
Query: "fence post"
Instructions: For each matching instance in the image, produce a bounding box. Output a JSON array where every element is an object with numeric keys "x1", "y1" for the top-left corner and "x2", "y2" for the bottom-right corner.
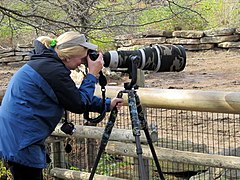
[
  {"x1": 50, "y1": 140, "x2": 65, "y2": 180},
  {"x1": 50, "y1": 112, "x2": 68, "y2": 180},
  {"x1": 86, "y1": 137, "x2": 98, "y2": 172},
  {"x1": 84, "y1": 121, "x2": 98, "y2": 172}
]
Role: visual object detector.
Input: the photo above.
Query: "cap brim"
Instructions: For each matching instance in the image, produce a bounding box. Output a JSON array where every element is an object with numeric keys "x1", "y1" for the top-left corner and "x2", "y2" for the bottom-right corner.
[{"x1": 81, "y1": 42, "x2": 98, "y2": 50}]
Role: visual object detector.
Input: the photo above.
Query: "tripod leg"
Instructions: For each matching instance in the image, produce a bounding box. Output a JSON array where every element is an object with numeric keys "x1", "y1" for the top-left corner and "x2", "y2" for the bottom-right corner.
[
  {"x1": 128, "y1": 90, "x2": 147, "y2": 180},
  {"x1": 135, "y1": 93, "x2": 165, "y2": 180},
  {"x1": 89, "y1": 92, "x2": 123, "y2": 180}
]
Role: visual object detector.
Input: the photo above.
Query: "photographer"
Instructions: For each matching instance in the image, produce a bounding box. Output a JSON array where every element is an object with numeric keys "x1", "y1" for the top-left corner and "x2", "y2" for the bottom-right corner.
[{"x1": 0, "y1": 31, "x2": 123, "y2": 180}]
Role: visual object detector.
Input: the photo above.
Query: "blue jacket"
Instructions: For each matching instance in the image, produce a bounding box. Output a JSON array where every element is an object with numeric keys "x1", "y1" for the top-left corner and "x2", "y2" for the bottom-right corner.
[{"x1": 0, "y1": 40, "x2": 110, "y2": 168}]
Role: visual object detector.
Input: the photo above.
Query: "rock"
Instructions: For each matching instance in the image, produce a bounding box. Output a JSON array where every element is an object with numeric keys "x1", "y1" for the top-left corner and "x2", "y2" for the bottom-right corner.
[
  {"x1": 115, "y1": 32, "x2": 144, "y2": 40},
  {"x1": 183, "y1": 44, "x2": 215, "y2": 51},
  {"x1": 116, "y1": 37, "x2": 166, "y2": 47},
  {"x1": 117, "y1": 45, "x2": 143, "y2": 50},
  {"x1": 204, "y1": 28, "x2": 236, "y2": 36},
  {"x1": 131, "y1": 37, "x2": 166, "y2": 45},
  {"x1": 218, "y1": 41, "x2": 240, "y2": 48},
  {"x1": 236, "y1": 28, "x2": 240, "y2": 34},
  {"x1": 166, "y1": 38, "x2": 200, "y2": 45},
  {"x1": 173, "y1": 30, "x2": 204, "y2": 38},
  {"x1": 142, "y1": 30, "x2": 173, "y2": 37},
  {"x1": 200, "y1": 35, "x2": 240, "y2": 44}
]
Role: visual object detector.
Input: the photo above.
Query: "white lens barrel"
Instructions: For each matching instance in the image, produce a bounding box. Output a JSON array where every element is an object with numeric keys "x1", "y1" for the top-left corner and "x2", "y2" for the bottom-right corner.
[
  {"x1": 153, "y1": 45, "x2": 161, "y2": 72},
  {"x1": 139, "y1": 49, "x2": 146, "y2": 69},
  {"x1": 108, "y1": 51, "x2": 119, "y2": 68}
]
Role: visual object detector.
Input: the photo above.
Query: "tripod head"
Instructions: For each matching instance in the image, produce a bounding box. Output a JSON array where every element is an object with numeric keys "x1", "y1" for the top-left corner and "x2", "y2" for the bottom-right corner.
[{"x1": 124, "y1": 55, "x2": 141, "y2": 90}]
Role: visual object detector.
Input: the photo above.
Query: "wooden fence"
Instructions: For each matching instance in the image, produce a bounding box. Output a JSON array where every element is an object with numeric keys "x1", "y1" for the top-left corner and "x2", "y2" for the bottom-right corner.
[
  {"x1": 47, "y1": 86, "x2": 240, "y2": 179},
  {"x1": 1, "y1": 86, "x2": 240, "y2": 179}
]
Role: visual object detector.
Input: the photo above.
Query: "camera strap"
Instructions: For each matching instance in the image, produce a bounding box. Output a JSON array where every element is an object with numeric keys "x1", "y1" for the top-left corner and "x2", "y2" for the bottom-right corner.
[
  {"x1": 64, "y1": 109, "x2": 68, "y2": 123},
  {"x1": 84, "y1": 71, "x2": 107, "y2": 124}
]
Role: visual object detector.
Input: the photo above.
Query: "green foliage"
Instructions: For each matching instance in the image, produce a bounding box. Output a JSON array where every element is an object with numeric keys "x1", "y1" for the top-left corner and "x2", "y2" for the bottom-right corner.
[
  {"x1": 0, "y1": 161, "x2": 11, "y2": 180},
  {"x1": 0, "y1": 0, "x2": 239, "y2": 48},
  {"x1": 137, "y1": 1, "x2": 207, "y2": 31},
  {"x1": 90, "y1": 31, "x2": 116, "y2": 51},
  {"x1": 0, "y1": 0, "x2": 65, "y2": 43},
  {"x1": 0, "y1": 1, "x2": 35, "y2": 44},
  {"x1": 66, "y1": 153, "x2": 131, "y2": 177},
  {"x1": 95, "y1": 153, "x2": 131, "y2": 176},
  {"x1": 134, "y1": 0, "x2": 240, "y2": 31},
  {"x1": 70, "y1": 166, "x2": 80, "y2": 171},
  {"x1": 188, "y1": 0, "x2": 240, "y2": 29},
  {"x1": 196, "y1": 0, "x2": 223, "y2": 28},
  {"x1": 0, "y1": 26, "x2": 13, "y2": 38}
]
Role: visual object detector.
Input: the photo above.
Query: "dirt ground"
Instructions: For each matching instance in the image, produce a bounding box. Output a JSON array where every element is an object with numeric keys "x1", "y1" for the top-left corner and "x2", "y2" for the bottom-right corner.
[{"x1": 1, "y1": 48, "x2": 240, "y2": 92}]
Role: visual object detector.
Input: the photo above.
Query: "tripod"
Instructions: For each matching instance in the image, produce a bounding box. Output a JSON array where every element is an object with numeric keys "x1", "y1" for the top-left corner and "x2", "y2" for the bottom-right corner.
[{"x1": 89, "y1": 56, "x2": 165, "y2": 180}]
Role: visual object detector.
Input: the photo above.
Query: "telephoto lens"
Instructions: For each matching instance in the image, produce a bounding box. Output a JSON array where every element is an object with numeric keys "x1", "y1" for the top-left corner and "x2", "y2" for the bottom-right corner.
[{"x1": 103, "y1": 44, "x2": 186, "y2": 72}]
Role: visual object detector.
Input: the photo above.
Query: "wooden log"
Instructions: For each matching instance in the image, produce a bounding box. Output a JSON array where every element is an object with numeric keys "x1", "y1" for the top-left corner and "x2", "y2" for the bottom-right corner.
[
  {"x1": 51, "y1": 123, "x2": 158, "y2": 143},
  {"x1": 45, "y1": 136, "x2": 65, "y2": 143},
  {"x1": 2, "y1": 86, "x2": 240, "y2": 114},
  {"x1": 95, "y1": 86, "x2": 240, "y2": 114},
  {"x1": 50, "y1": 167, "x2": 125, "y2": 180},
  {"x1": 105, "y1": 141, "x2": 240, "y2": 170}
]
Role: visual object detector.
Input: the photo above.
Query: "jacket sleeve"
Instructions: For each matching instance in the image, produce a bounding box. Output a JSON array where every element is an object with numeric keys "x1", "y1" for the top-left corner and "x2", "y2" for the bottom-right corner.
[
  {"x1": 29, "y1": 58, "x2": 110, "y2": 114},
  {"x1": 38, "y1": 59, "x2": 97, "y2": 114},
  {"x1": 50, "y1": 70, "x2": 111, "y2": 114},
  {"x1": 88, "y1": 96, "x2": 111, "y2": 113},
  {"x1": 45, "y1": 66, "x2": 98, "y2": 114}
]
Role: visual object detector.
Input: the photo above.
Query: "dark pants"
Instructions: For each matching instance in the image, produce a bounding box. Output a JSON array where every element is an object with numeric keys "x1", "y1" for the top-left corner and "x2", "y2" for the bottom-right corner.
[{"x1": 8, "y1": 161, "x2": 43, "y2": 180}]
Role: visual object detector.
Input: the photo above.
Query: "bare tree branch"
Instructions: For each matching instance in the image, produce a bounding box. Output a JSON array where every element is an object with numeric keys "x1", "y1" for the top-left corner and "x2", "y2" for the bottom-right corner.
[
  {"x1": 167, "y1": 0, "x2": 208, "y2": 24},
  {"x1": 0, "y1": 0, "x2": 208, "y2": 41}
]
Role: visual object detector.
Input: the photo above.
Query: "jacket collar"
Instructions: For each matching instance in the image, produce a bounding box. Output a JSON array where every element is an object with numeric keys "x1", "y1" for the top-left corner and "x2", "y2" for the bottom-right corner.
[{"x1": 28, "y1": 40, "x2": 62, "y2": 62}]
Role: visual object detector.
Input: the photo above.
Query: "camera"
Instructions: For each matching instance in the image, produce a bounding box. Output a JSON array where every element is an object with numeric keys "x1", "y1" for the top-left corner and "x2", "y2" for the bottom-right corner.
[
  {"x1": 88, "y1": 49, "x2": 100, "y2": 61},
  {"x1": 88, "y1": 44, "x2": 186, "y2": 72}
]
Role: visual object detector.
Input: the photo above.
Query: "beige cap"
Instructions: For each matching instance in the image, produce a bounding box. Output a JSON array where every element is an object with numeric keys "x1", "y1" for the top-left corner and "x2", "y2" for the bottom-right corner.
[{"x1": 57, "y1": 34, "x2": 97, "y2": 50}]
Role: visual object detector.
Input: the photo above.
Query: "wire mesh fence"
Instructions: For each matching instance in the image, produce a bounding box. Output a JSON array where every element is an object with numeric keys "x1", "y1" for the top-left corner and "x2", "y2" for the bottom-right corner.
[{"x1": 46, "y1": 106, "x2": 240, "y2": 179}]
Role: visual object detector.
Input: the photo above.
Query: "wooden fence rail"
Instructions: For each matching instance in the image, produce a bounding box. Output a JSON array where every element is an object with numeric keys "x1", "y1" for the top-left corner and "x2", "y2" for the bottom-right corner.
[
  {"x1": 50, "y1": 124, "x2": 158, "y2": 143},
  {"x1": 0, "y1": 86, "x2": 240, "y2": 114},
  {"x1": 1, "y1": 86, "x2": 240, "y2": 179},
  {"x1": 1, "y1": 86, "x2": 240, "y2": 114},
  {"x1": 51, "y1": 126, "x2": 240, "y2": 170},
  {"x1": 50, "y1": 167, "x2": 125, "y2": 180},
  {"x1": 95, "y1": 86, "x2": 240, "y2": 114}
]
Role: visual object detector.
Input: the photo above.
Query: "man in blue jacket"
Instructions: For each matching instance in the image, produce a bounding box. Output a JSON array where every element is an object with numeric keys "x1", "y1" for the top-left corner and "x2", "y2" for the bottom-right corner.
[{"x1": 0, "y1": 31, "x2": 123, "y2": 179}]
